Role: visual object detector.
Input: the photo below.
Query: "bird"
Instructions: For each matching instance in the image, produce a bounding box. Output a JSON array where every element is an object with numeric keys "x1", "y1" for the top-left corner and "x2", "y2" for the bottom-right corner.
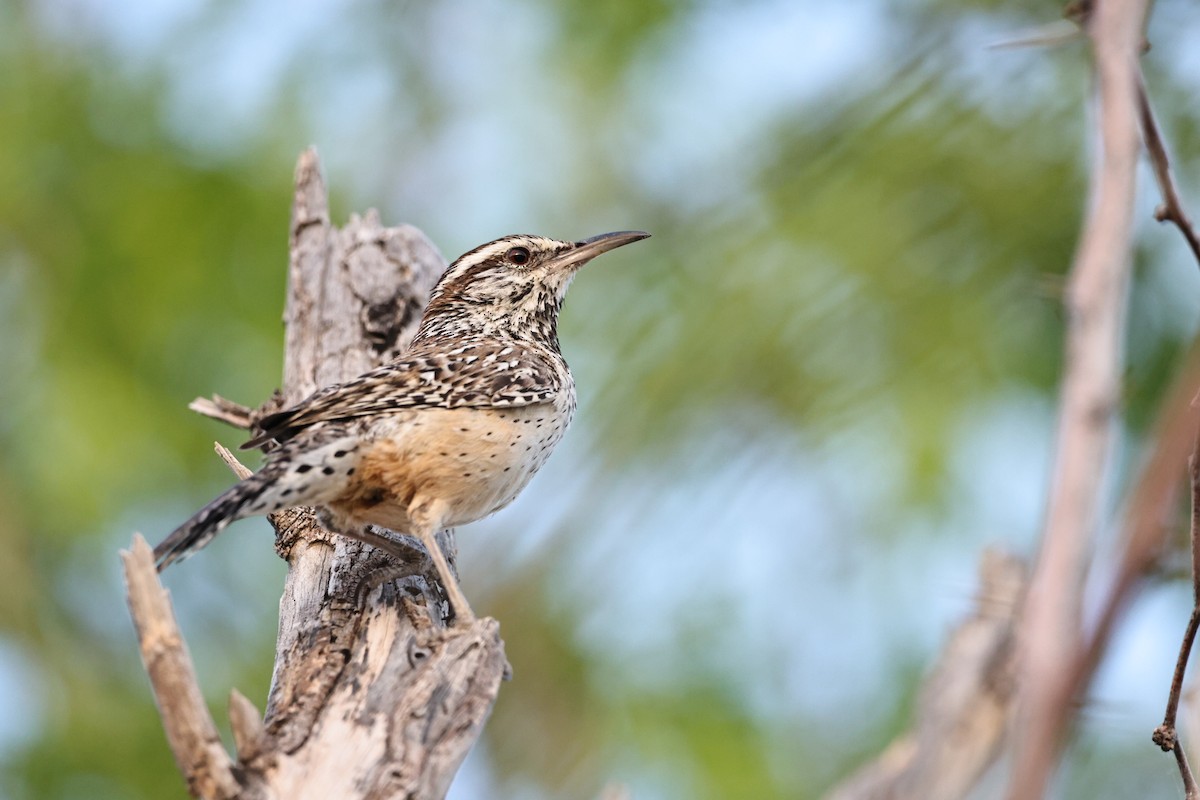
[{"x1": 153, "y1": 230, "x2": 650, "y2": 625}]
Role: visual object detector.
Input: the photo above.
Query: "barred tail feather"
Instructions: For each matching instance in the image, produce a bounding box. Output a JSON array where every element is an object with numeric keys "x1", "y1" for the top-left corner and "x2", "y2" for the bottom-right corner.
[
  {"x1": 153, "y1": 438, "x2": 360, "y2": 571},
  {"x1": 154, "y1": 478, "x2": 272, "y2": 571}
]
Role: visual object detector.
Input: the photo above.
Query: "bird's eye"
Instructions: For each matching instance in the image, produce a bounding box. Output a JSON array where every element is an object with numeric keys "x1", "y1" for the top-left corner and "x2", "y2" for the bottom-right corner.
[{"x1": 506, "y1": 247, "x2": 531, "y2": 266}]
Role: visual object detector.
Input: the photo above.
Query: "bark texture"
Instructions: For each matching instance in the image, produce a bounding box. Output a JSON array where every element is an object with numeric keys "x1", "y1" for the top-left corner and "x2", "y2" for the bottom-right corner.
[{"x1": 125, "y1": 148, "x2": 508, "y2": 800}]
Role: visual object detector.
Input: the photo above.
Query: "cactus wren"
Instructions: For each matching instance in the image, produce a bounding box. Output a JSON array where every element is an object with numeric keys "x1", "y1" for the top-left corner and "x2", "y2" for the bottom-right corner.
[{"x1": 153, "y1": 230, "x2": 649, "y2": 624}]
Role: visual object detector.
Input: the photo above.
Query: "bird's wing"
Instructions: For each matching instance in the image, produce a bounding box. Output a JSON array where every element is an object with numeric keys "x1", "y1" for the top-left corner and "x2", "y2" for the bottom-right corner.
[{"x1": 242, "y1": 342, "x2": 562, "y2": 449}]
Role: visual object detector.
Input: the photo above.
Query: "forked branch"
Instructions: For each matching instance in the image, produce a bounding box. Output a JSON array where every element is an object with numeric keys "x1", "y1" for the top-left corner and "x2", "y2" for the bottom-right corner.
[{"x1": 1138, "y1": 76, "x2": 1200, "y2": 265}]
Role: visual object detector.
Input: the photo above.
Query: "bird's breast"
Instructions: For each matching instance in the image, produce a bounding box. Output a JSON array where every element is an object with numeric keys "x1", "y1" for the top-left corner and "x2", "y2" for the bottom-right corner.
[{"x1": 331, "y1": 403, "x2": 573, "y2": 532}]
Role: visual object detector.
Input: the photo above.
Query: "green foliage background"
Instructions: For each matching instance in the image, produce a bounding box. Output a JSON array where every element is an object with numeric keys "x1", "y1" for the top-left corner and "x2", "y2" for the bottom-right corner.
[{"x1": 2, "y1": 0, "x2": 1199, "y2": 797}]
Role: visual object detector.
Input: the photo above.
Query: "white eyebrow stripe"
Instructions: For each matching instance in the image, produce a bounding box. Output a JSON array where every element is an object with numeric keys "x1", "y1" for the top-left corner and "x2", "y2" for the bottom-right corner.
[
  {"x1": 457, "y1": 236, "x2": 538, "y2": 266},
  {"x1": 470, "y1": 242, "x2": 512, "y2": 262},
  {"x1": 462, "y1": 236, "x2": 564, "y2": 265}
]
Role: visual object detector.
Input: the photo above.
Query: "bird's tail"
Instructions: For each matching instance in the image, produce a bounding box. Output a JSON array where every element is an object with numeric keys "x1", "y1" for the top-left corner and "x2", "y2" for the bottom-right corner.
[
  {"x1": 153, "y1": 474, "x2": 278, "y2": 572},
  {"x1": 153, "y1": 436, "x2": 362, "y2": 571}
]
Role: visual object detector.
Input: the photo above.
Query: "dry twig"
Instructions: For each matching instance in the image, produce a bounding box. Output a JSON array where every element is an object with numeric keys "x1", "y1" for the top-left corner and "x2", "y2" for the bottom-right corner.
[
  {"x1": 213, "y1": 441, "x2": 253, "y2": 480},
  {"x1": 188, "y1": 395, "x2": 256, "y2": 430},
  {"x1": 1153, "y1": 423, "x2": 1200, "y2": 795},
  {"x1": 1137, "y1": 76, "x2": 1200, "y2": 264}
]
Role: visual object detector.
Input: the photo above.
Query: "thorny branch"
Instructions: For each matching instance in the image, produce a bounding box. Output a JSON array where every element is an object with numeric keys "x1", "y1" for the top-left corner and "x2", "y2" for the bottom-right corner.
[
  {"x1": 1138, "y1": 64, "x2": 1200, "y2": 800},
  {"x1": 1137, "y1": 76, "x2": 1200, "y2": 265},
  {"x1": 1153, "y1": 415, "x2": 1200, "y2": 798}
]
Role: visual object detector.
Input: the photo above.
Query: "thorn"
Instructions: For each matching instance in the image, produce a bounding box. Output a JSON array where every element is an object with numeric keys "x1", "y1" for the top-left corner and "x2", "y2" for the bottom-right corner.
[{"x1": 988, "y1": 21, "x2": 1083, "y2": 50}]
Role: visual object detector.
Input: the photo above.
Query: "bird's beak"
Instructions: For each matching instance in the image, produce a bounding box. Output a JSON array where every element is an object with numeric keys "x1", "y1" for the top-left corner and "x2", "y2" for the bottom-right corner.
[{"x1": 549, "y1": 230, "x2": 650, "y2": 272}]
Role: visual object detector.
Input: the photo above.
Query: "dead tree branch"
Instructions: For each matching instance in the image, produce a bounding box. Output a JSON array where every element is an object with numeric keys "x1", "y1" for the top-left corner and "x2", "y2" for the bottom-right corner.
[
  {"x1": 824, "y1": 550, "x2": 1025, "y2": 800},
  {"x1": 126, "y1": 148, "x2": 508, "y2": 799},
  {"x1": 1005, "y1": 1, "x2": 1149, "y2": 797},
  {"x1": 122, "y1": 535, "x2": 241, "y2": 800}
]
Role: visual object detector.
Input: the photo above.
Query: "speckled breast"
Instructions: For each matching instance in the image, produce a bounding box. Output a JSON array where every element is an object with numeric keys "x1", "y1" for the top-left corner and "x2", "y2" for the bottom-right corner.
[{"x1": 333, "y1": 401, "x2": 574, "y2": 533}]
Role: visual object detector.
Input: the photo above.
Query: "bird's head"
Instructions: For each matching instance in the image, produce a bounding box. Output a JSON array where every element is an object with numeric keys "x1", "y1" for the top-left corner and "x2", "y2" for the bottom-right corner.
[{"x1": 414, "y1": 231, "x2": 649, "y2": 347}]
